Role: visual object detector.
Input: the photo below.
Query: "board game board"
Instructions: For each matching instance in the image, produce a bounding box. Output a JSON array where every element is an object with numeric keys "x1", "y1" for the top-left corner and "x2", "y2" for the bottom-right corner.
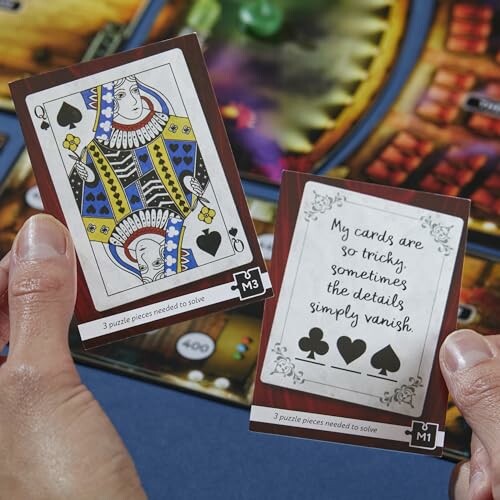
[
  {"x1": 0, "y1": 0, "x2": 147, "y2": 110},
  {"x1": 0, "y1": 0, "x2": 498, "y2": 461},
  {"x1": 329, "y1": 0, "x2": 500, "y2": 252},
  {"x1": 146, "y1": 0, "x2": 415, "y2": 184}
]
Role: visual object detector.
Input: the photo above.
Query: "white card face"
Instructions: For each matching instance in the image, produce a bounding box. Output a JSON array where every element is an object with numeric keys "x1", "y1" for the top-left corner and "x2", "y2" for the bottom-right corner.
[
  {"x1": 261, "y1": 181, "x2": 463, "y2": 417},
  {"x1": 26, "y1": 49, "x2": 252, "y2": 311}
]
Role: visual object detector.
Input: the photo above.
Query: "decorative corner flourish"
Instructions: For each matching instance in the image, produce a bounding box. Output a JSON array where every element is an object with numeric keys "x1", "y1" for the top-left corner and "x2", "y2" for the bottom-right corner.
[
  {"x1": 304, "y1": 190, "x2": 345, "y2": 221},
  {"x1": 269, "y1": 343, "x2": 304, "y2": 385},
  {"x1": 420, "y1": 215, "x2": 454, "y2": 256},
  {"x1": 379, "y1": 376, "x2": 423, "y2": 409}
]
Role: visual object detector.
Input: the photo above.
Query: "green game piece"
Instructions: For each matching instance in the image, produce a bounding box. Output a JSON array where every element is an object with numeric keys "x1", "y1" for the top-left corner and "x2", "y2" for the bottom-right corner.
[
  {"x1": 187, "y1": 0, "x2": 221, "y2": 38},
  {"x1": 239, "y1": 0, "x2": 284, "y2": 38},
  {"x1": 232, "y1": 352, "x2": 243, "y2": 360}
]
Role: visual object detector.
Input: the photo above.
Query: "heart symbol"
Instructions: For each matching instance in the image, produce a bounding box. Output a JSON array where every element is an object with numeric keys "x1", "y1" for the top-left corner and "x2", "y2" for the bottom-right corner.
[
  {"x1": 183, "y1": 144, "x2": 192, "y2": 153},
  {"x1": 196, "y1": 229, "x2": 221, "y2": 257},
  {"x1": 130, "y1": 195, "x2": 140, "y2": 204},
  {"x1": 229, "y1": 227, "x2": 238, "y2": 237},
  {"x1": 99, "y1": 206, "x2": 110, "y2": 215},
  {"x1": 139, "y1": 154, "x2": 148, "y2": 163},
  {"x1": 86, "y1": 205, "x2": 96, "y2": 214},
  {"x1": 85, "y1": 193, "x2": 95, "y2": 202},
  {"x1": 97, "y1": 192, "x2": 106, "y2": 201},
  {"x1": 183, "y1": 156, "x2": 193, "y2": 165},
  {"x1": 336, "y1": 336, "x2": 366, "y2": 365},
  {"x1": 173, "y1": 156, "x2": 182, "y2": 166},
  {"x1": 169, "y1": 143, "x2": 179, "y2": 152}
]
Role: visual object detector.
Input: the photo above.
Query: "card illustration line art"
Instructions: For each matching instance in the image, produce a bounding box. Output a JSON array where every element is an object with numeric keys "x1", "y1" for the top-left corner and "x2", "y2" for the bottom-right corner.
[{"x1": 51, "y1": 73, "x2": 227, "y2": 289}]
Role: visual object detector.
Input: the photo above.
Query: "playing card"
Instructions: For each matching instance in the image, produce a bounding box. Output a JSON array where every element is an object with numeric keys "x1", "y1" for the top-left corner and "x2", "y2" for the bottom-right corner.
[
  {"x1": 251, "y1": 172, "x2": 469, "y2": 455},
  {"x1": 11, "y1": 35, "x2": 272, "y2": 347}
]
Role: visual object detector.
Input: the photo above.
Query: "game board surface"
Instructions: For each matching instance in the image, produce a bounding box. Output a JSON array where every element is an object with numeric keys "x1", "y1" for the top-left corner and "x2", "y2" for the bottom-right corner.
[
  {"x1": 0, "y1": 0, "x2": 148, "y2": 109},
  {"x1": 147, "y1": 0, "x2": 411, "y2": 183},
  {"x1": 329, "y1": 0, "x2": 500, "y2": 249},
  {"x1": 0, "y1": 0, "x2": 498, "y2": 461}
]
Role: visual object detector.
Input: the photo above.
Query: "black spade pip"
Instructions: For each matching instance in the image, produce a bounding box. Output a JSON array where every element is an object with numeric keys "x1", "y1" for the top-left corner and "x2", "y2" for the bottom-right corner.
[
  {"x1": 370, "y1": 344, "x2": 401, "y2": 376},
  {"x1": 57, "y1": 102, "x2": 82, "y2": 129}
]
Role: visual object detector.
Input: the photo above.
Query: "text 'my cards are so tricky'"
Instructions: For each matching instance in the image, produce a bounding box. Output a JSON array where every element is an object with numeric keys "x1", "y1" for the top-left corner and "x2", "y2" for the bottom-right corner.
[
  {"x1": 10, "y1": 34, "x2": 272, "y2": 348},
  {"x1": 251, "y1": 172, "x2": 469, "y2": 455}
]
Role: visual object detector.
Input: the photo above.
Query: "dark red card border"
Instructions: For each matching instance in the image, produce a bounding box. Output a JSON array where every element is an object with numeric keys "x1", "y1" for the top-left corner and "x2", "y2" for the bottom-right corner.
[
  {"x1": 9, "y1": 34, "x2": 271, "y2": 349},
  {"x1": 251, "y1": 171, "x2": 470, "y2": 456}
]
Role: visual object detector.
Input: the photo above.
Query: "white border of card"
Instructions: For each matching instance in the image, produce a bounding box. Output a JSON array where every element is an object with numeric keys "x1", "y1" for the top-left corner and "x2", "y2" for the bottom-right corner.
[
  {"x1": 260, "y1": 181, "x2": 464, "y2": 418},
  {"x1": 25, "y1": 49, "x2": 253, "y2": 312}
]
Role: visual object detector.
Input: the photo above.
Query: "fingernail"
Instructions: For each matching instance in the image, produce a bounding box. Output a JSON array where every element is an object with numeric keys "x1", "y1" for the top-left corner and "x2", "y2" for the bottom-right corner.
[
  {"x1": 15, "y1": 215, "x2": 67, "y2": 261},
  {"x1": 443, "y1": 330, "x2": 493, "y2": 372}
]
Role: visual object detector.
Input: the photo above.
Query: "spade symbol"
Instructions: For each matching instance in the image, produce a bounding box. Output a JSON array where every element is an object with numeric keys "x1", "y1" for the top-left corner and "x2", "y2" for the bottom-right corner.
[
  {"x1": 57, "y1": 102, "x2": 82, "y2": 129},
  {"x1": 40, "y1": 121, "x2": 50, "y2": 130},
  {"x1": 196, "y1": 229, "x2": 221, "y2": 256},
  {"x1": 298, "y1": 327, "x2": 329, "y2": 360},
  {"x1": 229, "y1": 227, "x2": 238, "y2": 237},
  {"x1": 370, "y1": 345, "x2": 401, "y2": 376}
]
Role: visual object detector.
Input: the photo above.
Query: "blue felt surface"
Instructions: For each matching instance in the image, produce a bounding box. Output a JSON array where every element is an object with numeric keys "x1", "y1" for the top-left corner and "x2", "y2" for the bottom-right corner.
[{"x1": 78, "y1": 364, "x2": 454, "y2": 500}]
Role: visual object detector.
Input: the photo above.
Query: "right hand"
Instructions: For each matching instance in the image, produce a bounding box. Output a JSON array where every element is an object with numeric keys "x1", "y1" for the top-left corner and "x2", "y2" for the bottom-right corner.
[
  {"x1": 441, "y1": 329, "x2": 500, "y2": 499},
  {"x1": 75, "y1": 161, "x2": 95, "y2": 183}
]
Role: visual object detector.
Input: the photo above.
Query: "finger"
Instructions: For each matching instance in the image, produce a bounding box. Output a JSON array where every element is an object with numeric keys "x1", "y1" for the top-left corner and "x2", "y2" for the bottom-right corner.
[
  {"x1": 469, "y1": 433, "x2": 492, "y2": 500},
  {"x1": 7, "y1": 215, "x2": 77, "y2": 374},
  {"x1": 440, "y1": 329, "x2": 500, "y2": 497},
  {"x1": 0, "y1": 251, "x2": 10, "y2": 352},
  {"x1": 450, "y1": 461, "x2": 470, "y2": 500}
]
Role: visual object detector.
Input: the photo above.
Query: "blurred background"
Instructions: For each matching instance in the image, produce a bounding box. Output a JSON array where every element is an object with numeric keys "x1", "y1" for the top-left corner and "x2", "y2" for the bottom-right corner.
[{"x1": 0, "y1": 0, "x2": 499, "y2": 463}]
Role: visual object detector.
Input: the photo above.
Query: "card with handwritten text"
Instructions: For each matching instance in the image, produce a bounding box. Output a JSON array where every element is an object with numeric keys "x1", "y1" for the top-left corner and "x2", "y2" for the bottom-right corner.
[{"x1": 251, "y1": 172, "x2": 469, "y2": 455}]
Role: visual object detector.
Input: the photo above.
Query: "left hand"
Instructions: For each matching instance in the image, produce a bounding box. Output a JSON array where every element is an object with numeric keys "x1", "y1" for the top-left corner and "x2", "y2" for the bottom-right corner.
[{"x1": 0, "y1": 215, "x2": 145, "y2": 500}]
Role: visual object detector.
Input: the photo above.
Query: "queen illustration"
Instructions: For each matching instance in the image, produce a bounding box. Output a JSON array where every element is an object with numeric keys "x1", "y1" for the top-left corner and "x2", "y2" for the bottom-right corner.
[{"x1": 66, "y1": 75, "x2": 215, "y2": 284}]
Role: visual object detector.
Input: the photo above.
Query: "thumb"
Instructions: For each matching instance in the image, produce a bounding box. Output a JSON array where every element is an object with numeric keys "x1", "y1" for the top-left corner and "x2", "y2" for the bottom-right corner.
[
  {"x1": 7, "y1": 214, "x2": 77, "y2": 373},
  {"x1": 440, "y1": 329, "x2": 500, "y2": 497}
]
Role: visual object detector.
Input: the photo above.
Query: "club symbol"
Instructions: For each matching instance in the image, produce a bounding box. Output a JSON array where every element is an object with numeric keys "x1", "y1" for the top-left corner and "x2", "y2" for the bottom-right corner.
[{"x1": 299, "y1": 327, "x2": 329, "y2": 360}]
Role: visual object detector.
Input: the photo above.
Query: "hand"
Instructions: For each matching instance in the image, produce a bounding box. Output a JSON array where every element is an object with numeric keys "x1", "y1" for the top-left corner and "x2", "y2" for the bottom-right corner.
[
  {"x1": 441, "y1": 329, "x2": 500, "y2": 499},
  {"x1": 0, "y1": 215, "x2": 145, "y2": 500},
  {"x1": 183, "y1": 175, "x2": 203, "y2": 197},
  {"x1": 75, "y1": 161, "x2": 95, "y2": 183}
]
